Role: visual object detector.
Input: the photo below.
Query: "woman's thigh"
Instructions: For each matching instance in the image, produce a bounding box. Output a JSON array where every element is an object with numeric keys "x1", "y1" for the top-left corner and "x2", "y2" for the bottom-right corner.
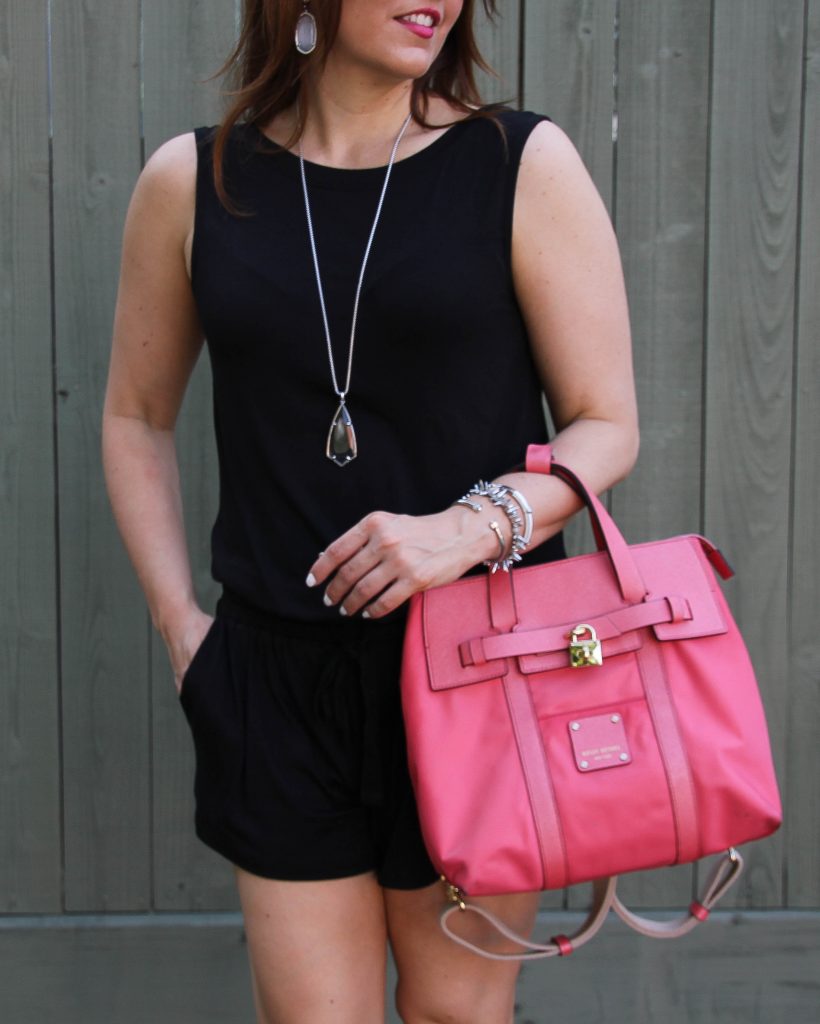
[
  {"x1": 385, "y1": 881, "x2": 540, "y2": 1024},
  {"x1": 236, "y1": 867, "x2": 388, "y2": 1024}
]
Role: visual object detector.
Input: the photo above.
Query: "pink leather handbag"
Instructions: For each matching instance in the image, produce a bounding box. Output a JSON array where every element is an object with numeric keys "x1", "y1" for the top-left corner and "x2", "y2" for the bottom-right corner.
[{"x1": 400, "y1": 445, "x2": 782, "y2": 959}]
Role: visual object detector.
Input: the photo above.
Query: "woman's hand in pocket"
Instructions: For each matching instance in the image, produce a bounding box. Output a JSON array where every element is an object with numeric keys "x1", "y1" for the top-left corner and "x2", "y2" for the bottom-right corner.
[{"x1": 166, "y1": 606, "x2": 216, "y2": 694}]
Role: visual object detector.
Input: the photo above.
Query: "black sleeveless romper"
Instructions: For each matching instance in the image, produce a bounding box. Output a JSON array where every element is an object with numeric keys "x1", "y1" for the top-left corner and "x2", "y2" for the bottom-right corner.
[{"x1": 178, "y1": 109, "x2": 566, "y2": 886}]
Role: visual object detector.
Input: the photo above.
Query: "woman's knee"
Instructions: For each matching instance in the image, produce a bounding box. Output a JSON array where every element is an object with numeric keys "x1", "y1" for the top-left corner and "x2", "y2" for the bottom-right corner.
[{"x1": 395, "y1": 978, "x2": 518, "y2": 1024}]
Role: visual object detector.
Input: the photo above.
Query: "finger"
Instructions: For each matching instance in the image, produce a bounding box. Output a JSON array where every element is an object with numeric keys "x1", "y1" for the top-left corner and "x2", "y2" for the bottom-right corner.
[
  {"x1": 336, "y1": 562, "x2": 398, "y2": 617},
  {"x1": 360, "y1": 576, "x2": 419, "y2": 620},
  {"x1": 323, "y1": 543, "x2": 385, "y2": 609},
  {"x1": 306, "y1": 512, "x2": 396, "y2": 589},
  {"x1": 305, "y1": 529, "x2": 368, "y2": 589}
]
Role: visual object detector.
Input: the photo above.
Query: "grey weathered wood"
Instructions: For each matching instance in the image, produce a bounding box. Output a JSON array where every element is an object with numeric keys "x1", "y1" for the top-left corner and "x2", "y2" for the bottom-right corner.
[
  {"x1": 0, "y1": 0, "x2": 62, "y2": 913},
  {"x1": 612, "y1": 0, "x2": 711, "y2": 541},
  {"x1": 0, "y1": 912, "x2": 817, "y2": 1024},
  {"x1": 473, "y1": 1, "x2": 521, "y2": 106},
  {"x1": 787, "y1": 0, "x2": 820, "y2": 909},
  {"x1": 522, "y1": 0, "x2": 618, "y2": 208},
  {"x1": 521, "y1": 0, "x2": 617, "y2": 573},
  {"x1": 607, "y1": 0, "x2": 713, "y2": 909},
  {"x1": 704, "y1": 0, "x2": 804, "y2": 907},
  {"x1": 51, "y1": 0, "x2": 151, "y2": 910},
  {"x1": 142, "y1": 0, "x2": 238, "y2": 913}
]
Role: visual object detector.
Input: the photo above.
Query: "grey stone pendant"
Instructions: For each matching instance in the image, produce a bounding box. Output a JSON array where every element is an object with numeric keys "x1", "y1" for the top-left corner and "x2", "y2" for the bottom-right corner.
[
  {"x1": 326, "y1": 401, "x2": 357, "y2": 467},
  {"x1": 295, "y1": 7, "x2": 317, "y2": 55}
]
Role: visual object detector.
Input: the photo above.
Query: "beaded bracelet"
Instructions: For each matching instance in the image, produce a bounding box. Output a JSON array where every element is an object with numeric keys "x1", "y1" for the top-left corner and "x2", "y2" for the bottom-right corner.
[{"x1": 455, "y1": 481, "x2": 533, "y2": 573}]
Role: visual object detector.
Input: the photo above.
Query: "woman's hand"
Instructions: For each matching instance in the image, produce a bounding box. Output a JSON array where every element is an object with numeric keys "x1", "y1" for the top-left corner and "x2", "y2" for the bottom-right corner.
[
  {"x1": 165, "y1": 606, "x2": 216, "y2": 693},
  {"x1": 306, "y1": 506, "x2": 503, "y2": 619}
]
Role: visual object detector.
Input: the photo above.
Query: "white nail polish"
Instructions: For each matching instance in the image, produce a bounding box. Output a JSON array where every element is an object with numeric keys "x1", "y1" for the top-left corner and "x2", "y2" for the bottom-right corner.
[
  {"x1": 361, "y1": 610, "x2": 371, "y2": 620},
  {"x1": 339, "y1": 606, "x2": 348, "y2": 617},
  {"x1": 306, "y1": 573, "x2": 317, "y2": 588},
  {"x1": 323, "y1": 593, "x2": 333, "y2": 607}
]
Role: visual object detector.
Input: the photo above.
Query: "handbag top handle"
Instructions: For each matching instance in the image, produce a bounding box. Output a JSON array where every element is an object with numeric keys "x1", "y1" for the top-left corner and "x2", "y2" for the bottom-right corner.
[{"x1": 525, "y1": 444, "x2": 647, "y2": 604}]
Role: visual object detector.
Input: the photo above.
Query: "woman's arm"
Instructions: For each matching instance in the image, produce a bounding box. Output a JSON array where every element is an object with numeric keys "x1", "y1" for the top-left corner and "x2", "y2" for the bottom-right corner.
[
  {"x1": 102, "y1": 132, "x2": 213, "y2": 689},
  {"x1": 311, "y1": 121, "x2": 638, "y2": 618},
  {"x1": 489, "y1": 118, "x2": 639, "y2": 541}
]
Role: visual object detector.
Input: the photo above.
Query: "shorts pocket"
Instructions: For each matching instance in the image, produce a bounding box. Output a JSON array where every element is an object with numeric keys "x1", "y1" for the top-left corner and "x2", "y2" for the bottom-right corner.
[{"x1": 178, "y1": 615, "x2": 220, "y2": 702}]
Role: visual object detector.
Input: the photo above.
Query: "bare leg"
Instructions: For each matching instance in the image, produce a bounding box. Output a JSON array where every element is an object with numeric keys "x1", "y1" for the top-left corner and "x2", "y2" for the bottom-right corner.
[
  {"x1": 385, "y1": 881, "x2": 540, "y2": 1024},
  {"x1": 236, "y1": 867, "x2": 388, "y2": 1024}
]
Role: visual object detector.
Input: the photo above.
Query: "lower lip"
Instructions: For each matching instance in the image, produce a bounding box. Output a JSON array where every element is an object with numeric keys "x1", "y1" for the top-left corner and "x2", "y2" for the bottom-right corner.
[{"x1": 396, "y1": 19, "x2": 435, "y2": 40}]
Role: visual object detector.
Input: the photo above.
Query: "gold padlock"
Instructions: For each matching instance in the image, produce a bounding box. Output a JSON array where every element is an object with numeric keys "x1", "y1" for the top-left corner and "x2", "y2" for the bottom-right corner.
[{"x1": 569, "y1": 624, "x2": 603, "y2": 668}]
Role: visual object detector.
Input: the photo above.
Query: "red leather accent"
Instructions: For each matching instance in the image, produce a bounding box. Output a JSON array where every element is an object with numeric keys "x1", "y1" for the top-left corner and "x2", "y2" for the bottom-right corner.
[
  {"x1": 698, "y1": 538, "x2": 735, "y2": 580},
  {"x1": 689, "y1": 901, "x2": 710, "y2": 923},
  {"x1": 553, "y1": 934, "x2": 574, "y2": 956}
]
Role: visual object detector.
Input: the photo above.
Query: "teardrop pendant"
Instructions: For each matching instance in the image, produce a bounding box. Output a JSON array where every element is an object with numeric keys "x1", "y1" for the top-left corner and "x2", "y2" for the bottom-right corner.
[
  {"x1": 295, "y1": 8, "x2": 317, "y2": 55},
  {"x1": 326, "y1": 401, "x2": 357, "y2": 467}
]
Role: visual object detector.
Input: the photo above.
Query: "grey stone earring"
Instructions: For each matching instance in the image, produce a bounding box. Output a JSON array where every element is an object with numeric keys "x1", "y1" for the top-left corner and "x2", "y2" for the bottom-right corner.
[{"x1": 295, "y1": 2, "x2": 317, "y2": 55}]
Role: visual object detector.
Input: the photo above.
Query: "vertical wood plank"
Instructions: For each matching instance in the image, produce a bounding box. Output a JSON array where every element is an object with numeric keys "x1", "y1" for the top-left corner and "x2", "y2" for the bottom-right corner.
[
  {"x1": 51, "y1": 0, "x2": 150, "y2": 910},
  {"x1": 0, "y1": 0, "x2": 62, "y2": 912},
  {"x1": 522, "y1": 0, "x2": 617, "y2": 207},
  {"x1": 142, "y1": 0, "x2": 238, "y2": 911},
  {"x1": 704, "y1": 0, "x2": 803, "y2": 907},
  {"x1": 608, "y1": 0, "x2": 713, "y2": 910},
  {"x1": 787, "y1": 0, "x2": 820, "y2": 908},
  {"x1": 474, "y1": 1, "x2": 521, "y2": 106},
  {"x1": 521, "y1": 0, "x2": 617, "y2": 574}
]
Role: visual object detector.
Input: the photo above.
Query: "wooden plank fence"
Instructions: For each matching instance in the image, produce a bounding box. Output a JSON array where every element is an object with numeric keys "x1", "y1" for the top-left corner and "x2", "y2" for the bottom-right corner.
[{"x1": 1, "y1": 1, "x2": 818, "y2": 1019}]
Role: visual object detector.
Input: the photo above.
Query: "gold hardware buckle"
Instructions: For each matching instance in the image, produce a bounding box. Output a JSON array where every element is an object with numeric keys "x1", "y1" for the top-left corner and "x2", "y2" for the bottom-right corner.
[
  {"x1": 569, "y1": 624, "x2": 603, "y2": 668},
  {"x1": 441, "y1": 876, "x2": 467, "y2": 911}
]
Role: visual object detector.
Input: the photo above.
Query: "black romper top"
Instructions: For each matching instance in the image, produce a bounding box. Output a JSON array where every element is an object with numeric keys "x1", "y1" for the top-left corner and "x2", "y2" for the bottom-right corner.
[{"x1": 191, "y1": 109, "x2": 565, "y2": 623}]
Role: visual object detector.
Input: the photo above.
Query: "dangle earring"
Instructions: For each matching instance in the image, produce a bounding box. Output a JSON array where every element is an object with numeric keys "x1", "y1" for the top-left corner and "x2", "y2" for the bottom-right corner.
[{"x1": 295, "y1": 2, "x2": 318, "y2": 55}]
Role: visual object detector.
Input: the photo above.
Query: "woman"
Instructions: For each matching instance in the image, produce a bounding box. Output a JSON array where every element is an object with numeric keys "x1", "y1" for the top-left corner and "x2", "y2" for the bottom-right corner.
[{"x1": 102, "y1": 1, "x2": 638, "y2": 1020}]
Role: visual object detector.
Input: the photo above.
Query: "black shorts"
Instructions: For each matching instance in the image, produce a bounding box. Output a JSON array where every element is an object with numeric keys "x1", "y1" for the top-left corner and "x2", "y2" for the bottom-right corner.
[{"x1": 178, "y1": 588, "x2": 438, "y2": 889}]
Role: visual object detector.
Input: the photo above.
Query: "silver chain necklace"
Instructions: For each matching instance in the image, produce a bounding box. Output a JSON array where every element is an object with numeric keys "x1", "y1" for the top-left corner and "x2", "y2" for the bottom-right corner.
[{"x1": 299, "y1": 112, "x2": 413, "y2": 466}]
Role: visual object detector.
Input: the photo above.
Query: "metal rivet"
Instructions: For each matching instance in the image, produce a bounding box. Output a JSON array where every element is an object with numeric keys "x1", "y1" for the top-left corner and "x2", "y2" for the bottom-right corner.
[
  {"x1": 619, "y1": 753, "x2": 629, "y2": 762},
  {"x1": 570, "y1": 722, "x2": 581, "y2": 731},
  {"x1": 580, "y1": 760, "x2": 589, "y2": 769},
  {"x1": 611, "y1": 714, "x2": 621, "y2": 723}
]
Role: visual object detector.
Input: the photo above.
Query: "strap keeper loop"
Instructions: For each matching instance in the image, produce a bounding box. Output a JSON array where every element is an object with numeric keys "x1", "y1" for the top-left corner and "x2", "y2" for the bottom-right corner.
[
  {"x1": 553, "y1": 934, "x2": 574, "y2": 956},
  {"x1": 689, "y1": 901, "x2": 710, "y2": 923}
]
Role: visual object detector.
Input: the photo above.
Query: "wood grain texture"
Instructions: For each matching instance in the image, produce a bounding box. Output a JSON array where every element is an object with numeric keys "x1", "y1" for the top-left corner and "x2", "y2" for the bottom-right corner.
[
  {"x1": 606, "y1": 0, "x2": 712, "y2": 911},
  {"x1": 704, "y1": 0, "x2": 804, "y2": 908},
  {"x1": 473, "y1": 1, "x2": 520, "y2": 106},
  {"x1": 786, "y1": 0, "x2": 820, "y2": 908},
  {"x1": 522, "y1": 0, "x2": 617, "y2": 207},
  {"x1": 142, "y1": 0, "x2": 238, "y2": 913},
  {"x1": 51, "y1": 0, "x2": 151, "y2": 911},
  {"x1": 521, "y1": 0, "x2": 617, "y2": 572},
  {"x1": 612, "y1": 0, "x2": 711, "y2": 541},
  {"x1": 0, "y1": 0, "x2": 62, "y2": 913}
]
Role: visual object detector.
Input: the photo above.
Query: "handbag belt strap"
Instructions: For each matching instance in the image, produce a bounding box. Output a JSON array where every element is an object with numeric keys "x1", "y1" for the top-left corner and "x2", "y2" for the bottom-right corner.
[{"x1": 460, "y1": 595, "x2": 693, "y2": 667}]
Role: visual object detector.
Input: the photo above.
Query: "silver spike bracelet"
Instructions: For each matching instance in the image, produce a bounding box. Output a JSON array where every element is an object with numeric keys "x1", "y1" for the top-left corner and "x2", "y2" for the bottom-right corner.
[{"x1": 455, "y1": 481, "x2": 534, "y2": 573}]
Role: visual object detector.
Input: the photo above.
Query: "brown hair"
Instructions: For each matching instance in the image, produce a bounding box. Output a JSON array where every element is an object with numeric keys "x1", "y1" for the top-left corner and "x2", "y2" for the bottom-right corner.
[{"x1": 213, "y1": 0, "x2": 501, "y2": 209}]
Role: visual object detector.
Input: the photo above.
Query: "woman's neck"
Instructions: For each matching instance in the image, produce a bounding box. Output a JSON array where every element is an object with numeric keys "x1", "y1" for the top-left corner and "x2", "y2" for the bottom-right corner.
[{"x1": 297, "y1": 74, "x2": 416, "y2": 169}]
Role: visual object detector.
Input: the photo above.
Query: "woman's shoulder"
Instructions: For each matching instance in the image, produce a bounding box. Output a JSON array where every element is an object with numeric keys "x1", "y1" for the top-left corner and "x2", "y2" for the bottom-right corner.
[
  {"x1": 127, "y1": 133, "x2": 198, "y2": 239},
  {"x1": 140, "y1": 131, "x2": 199, "y2": 196}
]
